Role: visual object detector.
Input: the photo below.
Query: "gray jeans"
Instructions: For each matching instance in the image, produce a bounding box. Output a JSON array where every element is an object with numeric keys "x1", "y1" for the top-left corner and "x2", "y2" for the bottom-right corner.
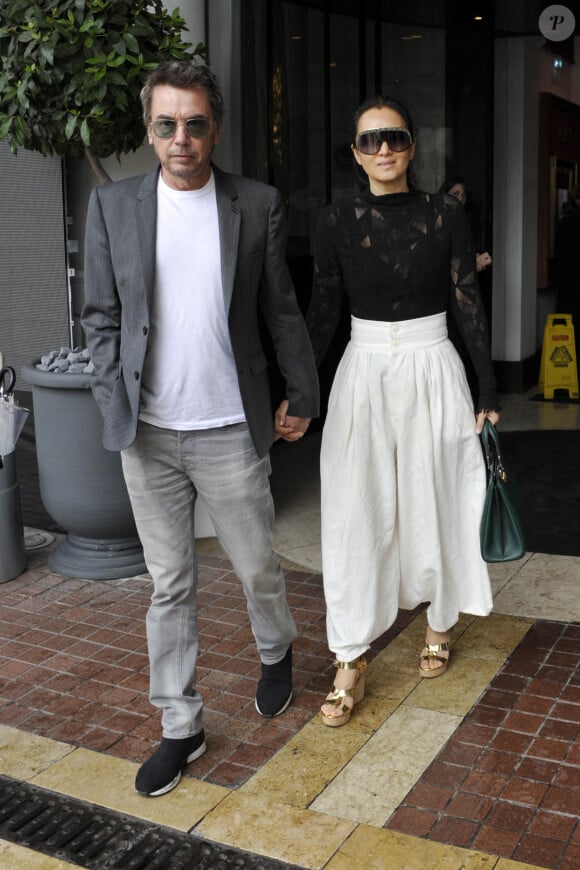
[{"x1": 121, "y1": 420, "x2": 296, "y2": 738}]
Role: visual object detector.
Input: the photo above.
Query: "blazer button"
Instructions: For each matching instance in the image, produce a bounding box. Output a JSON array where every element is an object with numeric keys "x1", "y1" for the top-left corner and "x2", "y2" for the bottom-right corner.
[
  {"x1": 143, "y1": 326, "x2": 148, "y2": 335},
  {"x1": 134, "y1": 371, "x2": 139, "y2": 380}
]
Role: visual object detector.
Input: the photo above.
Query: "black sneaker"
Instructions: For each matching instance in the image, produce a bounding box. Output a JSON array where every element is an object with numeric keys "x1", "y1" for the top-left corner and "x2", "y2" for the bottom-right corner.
[
  {"x1": 255, "y1": 645, "x2": 293, "y2": 717},
  {"x1": 135, "y1": 731, "x2": 206, "y2": 797}
]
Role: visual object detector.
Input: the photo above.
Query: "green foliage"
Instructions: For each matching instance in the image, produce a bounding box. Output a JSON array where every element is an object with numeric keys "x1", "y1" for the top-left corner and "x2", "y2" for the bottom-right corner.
[{"x1": 0, "y1": 0, "x2": 206, "y2": 159}]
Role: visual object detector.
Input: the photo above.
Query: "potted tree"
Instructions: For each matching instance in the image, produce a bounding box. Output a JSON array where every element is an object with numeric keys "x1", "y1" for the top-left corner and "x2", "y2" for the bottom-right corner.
[
  {"x1": 0, "y1": 0, "x2": 205, "y2": 180},
  {"x1": 1, "y1": 0, "x2": 206, "y2": 579}
]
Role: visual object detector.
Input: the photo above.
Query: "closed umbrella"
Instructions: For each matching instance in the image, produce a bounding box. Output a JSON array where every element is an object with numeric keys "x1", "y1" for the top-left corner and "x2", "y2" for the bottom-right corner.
[{"x1": 0, "y1": 367, "x2": 29, "y2": 468}]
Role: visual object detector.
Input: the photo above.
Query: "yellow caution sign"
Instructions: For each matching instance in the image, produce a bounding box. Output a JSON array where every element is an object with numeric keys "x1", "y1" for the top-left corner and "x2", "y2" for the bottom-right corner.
[{"x1": 538, "y1": 313, "x2": 579, "y2": 399}]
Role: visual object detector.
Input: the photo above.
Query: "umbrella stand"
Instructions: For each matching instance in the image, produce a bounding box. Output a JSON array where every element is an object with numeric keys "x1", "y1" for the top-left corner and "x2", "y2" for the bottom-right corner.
[
  {"x1": 0, "y1": 367, "x2": 30, "y2": 469},
  {"x1": 0, "y1": 366, "x2": 29, "y2": 582}
]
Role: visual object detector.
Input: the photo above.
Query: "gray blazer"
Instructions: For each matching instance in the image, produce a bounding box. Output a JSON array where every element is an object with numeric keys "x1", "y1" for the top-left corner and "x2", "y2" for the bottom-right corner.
[{"x1": 82, "y1": 165, "x2": 319, "y2": 456}]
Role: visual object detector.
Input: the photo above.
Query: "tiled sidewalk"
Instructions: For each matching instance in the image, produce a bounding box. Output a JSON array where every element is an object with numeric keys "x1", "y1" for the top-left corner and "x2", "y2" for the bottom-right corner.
[
  {"x1": 0, "y1": 542, "x2": 417, "y2": 789},
  {"x1": 388, "y1": 620, "x2": 580, "y2": 868},
  {"x1": 1, "y1": 541, "x2": 579, "y2": 868},
  {"x1": 4, "y1": 397, "x2": 579, "y2": 868}
]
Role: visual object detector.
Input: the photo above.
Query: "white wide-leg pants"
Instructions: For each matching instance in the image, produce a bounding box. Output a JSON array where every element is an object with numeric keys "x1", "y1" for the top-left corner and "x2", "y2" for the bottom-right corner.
[{"x1": 321, "y1": 312, "x2": 492, "y2": 661}]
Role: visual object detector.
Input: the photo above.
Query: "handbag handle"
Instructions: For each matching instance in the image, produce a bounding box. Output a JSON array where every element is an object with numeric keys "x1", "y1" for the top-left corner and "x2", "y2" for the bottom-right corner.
[
  {"x1": 480, "y1": 419, "x2": 507, "y2": 483},
  {"x1": 0, "y1": 366, "x2": 16, "y2": 398}
]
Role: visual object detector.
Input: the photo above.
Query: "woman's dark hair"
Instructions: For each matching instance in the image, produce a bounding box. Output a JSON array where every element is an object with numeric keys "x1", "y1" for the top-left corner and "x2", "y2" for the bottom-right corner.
[
  {"x1": 352, "y1": 95, "x2": 418, "y2": 190},
  {"x1": 140, "y1": 61, "x2": 224, "y2": 126},
  {"x1": 439, "y1": 176, "x2": 472, "y2": 212}
]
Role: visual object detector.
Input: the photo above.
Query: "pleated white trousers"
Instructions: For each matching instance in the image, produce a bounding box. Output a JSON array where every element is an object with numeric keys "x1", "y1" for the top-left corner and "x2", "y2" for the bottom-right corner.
[{"x1": 321, "y1": 312, "x2": 493, "y2": 660}]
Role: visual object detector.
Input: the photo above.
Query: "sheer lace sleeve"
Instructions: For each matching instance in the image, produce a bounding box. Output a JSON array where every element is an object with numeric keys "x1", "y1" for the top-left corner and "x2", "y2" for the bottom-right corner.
[
  {"x1": 442, "y1": 195, "x2": 498, "y2": 410},
  {"x1": 306, "y1": 204, "x2": 345, "y2": 365}
]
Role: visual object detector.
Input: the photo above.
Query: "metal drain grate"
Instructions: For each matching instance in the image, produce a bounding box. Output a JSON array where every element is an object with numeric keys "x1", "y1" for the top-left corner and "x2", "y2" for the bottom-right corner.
[{"x1": 0, "y1": 776, "x2": 305, "y2": 869}]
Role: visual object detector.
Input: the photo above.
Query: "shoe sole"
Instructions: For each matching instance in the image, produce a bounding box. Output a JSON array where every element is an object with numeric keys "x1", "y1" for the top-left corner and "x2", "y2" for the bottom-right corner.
[
  {"x1": 419, "y1": 663, "x2": 448, "y2": 678},
  {"x1": 321, "y1": 709, "x2": 352, "y2": 727},
  {"x1": 137, "y1": 739, "x2": 207, "y2": 797},
  {"x1": 254, "y1": 690, "x2": 292, "y2": 718}
]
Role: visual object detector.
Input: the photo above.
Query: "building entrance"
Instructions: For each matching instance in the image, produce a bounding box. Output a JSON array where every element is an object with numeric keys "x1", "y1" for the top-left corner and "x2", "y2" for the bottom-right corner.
[{"x1": 241, "y1": 0, "x2": 495, "y2": 415}]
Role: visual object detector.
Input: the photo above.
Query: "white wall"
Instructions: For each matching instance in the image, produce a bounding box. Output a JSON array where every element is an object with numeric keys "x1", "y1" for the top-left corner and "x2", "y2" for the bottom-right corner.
[
  {"x1": 492, "y1": 37, "x2": 541, "y2": 365},
  {"x1": 207, "y1": 0, "x2": 243, "y2": 175}
]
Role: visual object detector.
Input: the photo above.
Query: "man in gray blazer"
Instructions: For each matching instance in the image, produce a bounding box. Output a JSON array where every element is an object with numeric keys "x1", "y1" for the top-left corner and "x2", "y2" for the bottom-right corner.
[{"x1": 82, "y1": 61, "x2": 319, "y2": 797}]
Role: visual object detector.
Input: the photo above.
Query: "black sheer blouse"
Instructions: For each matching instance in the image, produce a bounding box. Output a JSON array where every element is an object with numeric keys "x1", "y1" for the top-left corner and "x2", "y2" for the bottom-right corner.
[{"x1": 306, "y1": 189, "x2": 498, "y2": 410}]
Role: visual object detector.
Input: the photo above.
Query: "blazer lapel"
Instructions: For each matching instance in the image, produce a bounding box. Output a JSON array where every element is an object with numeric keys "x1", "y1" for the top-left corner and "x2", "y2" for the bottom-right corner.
[
  {"x1": 214, "y1": 167, "x2": 240, "y2": 313},
  {"x1": 135, "y1": 169, "x2": 160, "y2": 311}
]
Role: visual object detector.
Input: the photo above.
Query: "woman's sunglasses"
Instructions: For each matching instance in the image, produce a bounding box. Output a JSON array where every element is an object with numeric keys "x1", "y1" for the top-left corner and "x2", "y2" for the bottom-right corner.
[
  {"x1": 150, "y1": 117, "x2": 214, "y2": 139},
  {"x1": 355, "y1": 127, "x2": 413, "y2": 155}
]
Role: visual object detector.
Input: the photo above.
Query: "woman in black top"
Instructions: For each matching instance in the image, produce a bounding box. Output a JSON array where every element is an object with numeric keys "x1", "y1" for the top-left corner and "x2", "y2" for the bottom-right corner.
[{"x1": 306, "y1": 96, "x2": 500, "y2": 728}]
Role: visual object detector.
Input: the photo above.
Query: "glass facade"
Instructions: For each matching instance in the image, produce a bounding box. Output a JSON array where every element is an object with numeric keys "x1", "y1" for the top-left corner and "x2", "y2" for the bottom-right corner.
[
  {"x1": 242, "y1": 0, "x2": 494, "y2": 262},
  {"x1": 241, "y1": 0, "x2": 495, "y2": 410}
]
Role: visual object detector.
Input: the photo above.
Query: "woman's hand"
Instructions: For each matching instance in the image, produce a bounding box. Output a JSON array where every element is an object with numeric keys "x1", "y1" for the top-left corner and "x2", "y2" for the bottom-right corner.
[{"x1": 475, "y1": 409, "x2": 500, "y2": 434}]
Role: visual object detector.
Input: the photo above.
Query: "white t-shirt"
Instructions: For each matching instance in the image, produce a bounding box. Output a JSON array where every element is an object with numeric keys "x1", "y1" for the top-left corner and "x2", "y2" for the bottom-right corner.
[{"x1": 140, "y1": 171, "x2": 246, "y2": 429}]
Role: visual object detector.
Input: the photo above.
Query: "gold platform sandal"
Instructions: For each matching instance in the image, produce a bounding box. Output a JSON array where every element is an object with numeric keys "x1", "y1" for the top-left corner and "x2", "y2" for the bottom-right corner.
[
  {"x1": 321, "y1": 657, "x2": 367, "y2": 727},
  {"x1": 419, "y1": 641, "x2": 450, "y2": 679}
]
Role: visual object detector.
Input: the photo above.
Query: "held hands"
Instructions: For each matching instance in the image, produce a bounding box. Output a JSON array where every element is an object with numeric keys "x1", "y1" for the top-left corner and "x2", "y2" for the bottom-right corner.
[
  {"x1": 274, "y1": 399, "x2": 311, "y2": 442},
  {"x1": 475, "y1": 409, "x2": 500, "y2": 434}
]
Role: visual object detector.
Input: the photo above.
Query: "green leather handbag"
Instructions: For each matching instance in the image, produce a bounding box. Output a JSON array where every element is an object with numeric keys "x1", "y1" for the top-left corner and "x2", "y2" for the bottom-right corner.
[{"x1": 480, "y1": 420, "x2": 526, "y2": 562}]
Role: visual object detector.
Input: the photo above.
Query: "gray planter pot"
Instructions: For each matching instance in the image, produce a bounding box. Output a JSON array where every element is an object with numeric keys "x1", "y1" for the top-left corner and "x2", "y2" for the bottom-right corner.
[{"x1": 21, "y1": 362, "x2": 146, "y2": 580}]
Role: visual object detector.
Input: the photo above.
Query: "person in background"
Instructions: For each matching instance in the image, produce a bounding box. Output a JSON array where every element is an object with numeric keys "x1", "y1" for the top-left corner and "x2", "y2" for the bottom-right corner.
[
  {"x1": 555, "y1": 184, "x2": 580, "y2": 328},
  {"x1": 440, "y1": 177, "x2": 492, "y2": 273},
  {"x1": 82, "y1": 61, "x2": 319, "y2": 795},
  {"x1": 306, "y1": 96, "x2": 500, "y2": 728}
]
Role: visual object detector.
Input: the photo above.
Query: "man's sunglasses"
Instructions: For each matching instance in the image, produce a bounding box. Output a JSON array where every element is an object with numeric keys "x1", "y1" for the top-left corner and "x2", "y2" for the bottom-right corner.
[
  {"x1": 149, "y1": 117, "x2": 214, "y2": 140},
  {"x1": 355, "y1": 127, "x2": 413, "y2": 155}
]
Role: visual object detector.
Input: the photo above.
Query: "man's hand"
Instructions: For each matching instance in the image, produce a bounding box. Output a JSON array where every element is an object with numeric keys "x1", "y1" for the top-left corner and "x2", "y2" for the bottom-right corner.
[{"x1": 274, "y1": 399, "x2": 311, "y2": 442}]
